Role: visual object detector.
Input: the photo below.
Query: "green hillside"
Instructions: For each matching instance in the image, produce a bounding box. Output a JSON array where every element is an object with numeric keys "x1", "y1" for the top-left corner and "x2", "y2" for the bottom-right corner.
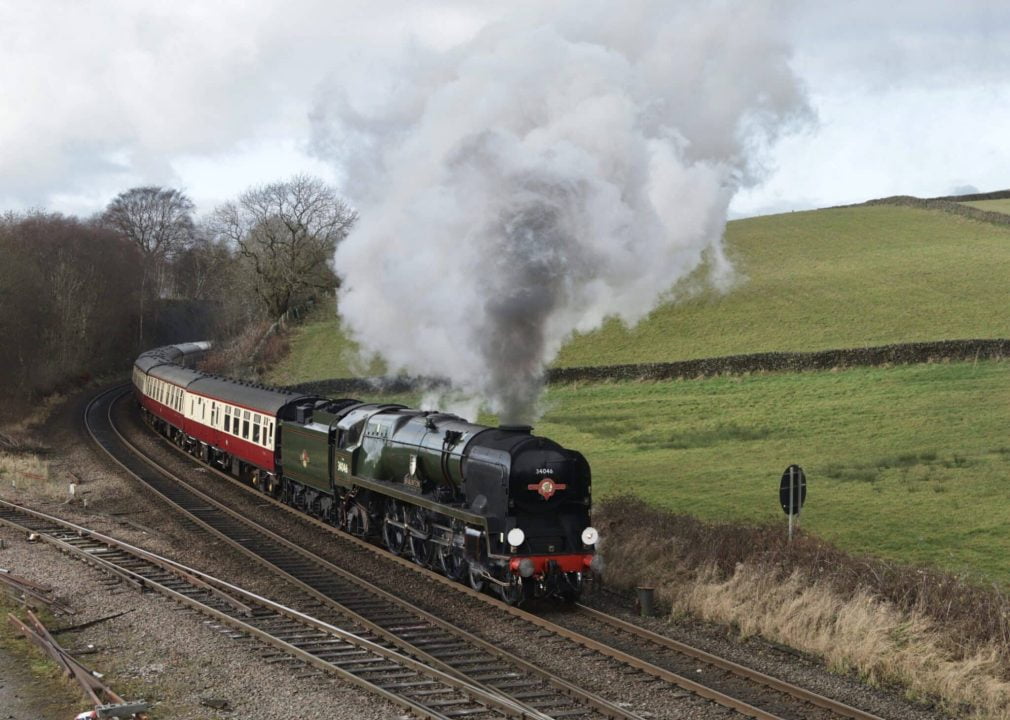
[
  {"x1": 558, "y1": 205, "x2": 1010, "y2": 366},
  {"x1": 267, "y1": 204, "x2": 1010, "y2": 385},
  {"x1": 266, "y1": 312, "x2": 383, "y2": 386},
  {"x1": 538, "y1": 361, "x2": 1010, "y2": 582}
]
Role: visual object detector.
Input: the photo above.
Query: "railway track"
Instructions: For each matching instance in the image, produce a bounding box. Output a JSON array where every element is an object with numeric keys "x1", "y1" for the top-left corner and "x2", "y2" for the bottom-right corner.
[
  {"x1": 94, "y1": 384, "x2": 892, "y2": 720},
  {"x1": 0, "y1": 500, "x2": 528, "y2": 720},
  {"x1": 87, "y1": 385, "x2": 643, "y2": 720}
]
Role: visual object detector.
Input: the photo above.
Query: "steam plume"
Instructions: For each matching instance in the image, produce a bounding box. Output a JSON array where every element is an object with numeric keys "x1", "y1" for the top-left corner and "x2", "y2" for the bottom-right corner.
[{"x1": 314, "y1": 1, "x2": 809, "y2": 423}]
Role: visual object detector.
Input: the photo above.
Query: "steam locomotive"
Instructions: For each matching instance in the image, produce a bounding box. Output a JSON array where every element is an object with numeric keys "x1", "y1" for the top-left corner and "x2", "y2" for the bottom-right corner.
[{"x1": 132, "y1": 343, "x2": 599, "y2": 602}]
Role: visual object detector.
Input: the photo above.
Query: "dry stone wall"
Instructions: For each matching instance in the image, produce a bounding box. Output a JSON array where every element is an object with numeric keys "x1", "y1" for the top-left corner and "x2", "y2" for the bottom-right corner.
[
  {"x1": 851, "y1": 188, "x2": 1010, "y2": 228},
  {"x1": 288, "y1": 339, "x2": 1010, "y2": 395}
]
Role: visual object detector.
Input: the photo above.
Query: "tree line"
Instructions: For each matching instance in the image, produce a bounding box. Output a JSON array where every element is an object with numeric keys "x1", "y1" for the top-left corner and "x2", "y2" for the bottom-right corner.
[{"x1": 0, "y1": 175, "x2": 356, "y2": 421}]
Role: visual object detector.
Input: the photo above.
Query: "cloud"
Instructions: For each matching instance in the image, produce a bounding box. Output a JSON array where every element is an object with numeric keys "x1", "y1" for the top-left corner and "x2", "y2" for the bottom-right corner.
[
  {"x1": 1, "y1": 0, "x2": 1008, "y2": 219},
  {"x1": 0, "y1": 0, "x2": 494, "y2": 212}
]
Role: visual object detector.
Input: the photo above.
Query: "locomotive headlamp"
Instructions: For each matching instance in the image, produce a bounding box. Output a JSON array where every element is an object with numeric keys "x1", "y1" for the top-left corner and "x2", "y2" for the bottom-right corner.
[
  {"x1": 581, "y1": 526, "x2": 599, "y2": 546},
  {"x1": 507, "y1": 528, "x2": 526, "y2": 547}
]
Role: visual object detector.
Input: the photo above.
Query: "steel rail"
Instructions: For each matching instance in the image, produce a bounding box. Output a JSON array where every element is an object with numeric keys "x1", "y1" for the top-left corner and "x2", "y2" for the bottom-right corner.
[
  {"x1": 131, "y1": 385, "x2": 894, "y2": 720},
  {"x1": 0, "y1": 499, "x2": 528, "y2": 720},
  {"x1": 89, "y1": 385, "x2": 640, "y2": 720},
  {"x1": 571, "y1": 605, "x2": 886, "y2": 720}
]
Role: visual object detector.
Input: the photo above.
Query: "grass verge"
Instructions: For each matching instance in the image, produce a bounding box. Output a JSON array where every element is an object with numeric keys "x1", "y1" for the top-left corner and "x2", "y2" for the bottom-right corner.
[
  {"x1": 0, "y1": 594, "x2": 89, "y2": 715},
  {"x1": 262, "y1": 304, "x2": 384, "y2": 385}
]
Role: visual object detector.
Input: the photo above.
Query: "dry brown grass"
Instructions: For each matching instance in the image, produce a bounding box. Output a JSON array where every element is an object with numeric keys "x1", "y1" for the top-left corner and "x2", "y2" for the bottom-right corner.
[
  {"x1": 0, "y1": 452, "x2": 50, "y2": 490},
  {"x1": 679, "y1": 566, "x2": 1009, "y2": 717},
  {"x1": 596, "y1": 496, "x2": 1010, "y2": 718}
]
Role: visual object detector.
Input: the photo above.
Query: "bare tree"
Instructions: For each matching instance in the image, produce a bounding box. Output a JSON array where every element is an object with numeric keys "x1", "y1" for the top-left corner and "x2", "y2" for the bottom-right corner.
[
  {"x1": 102, "y1": 186, "x2": 195, "y2": 344},
  {"x1": 210, "y1": 175, "x2": 357, "y2": 318},
  {"x1": 172, "y1": 233, "x2": 232, "y2": 302}
]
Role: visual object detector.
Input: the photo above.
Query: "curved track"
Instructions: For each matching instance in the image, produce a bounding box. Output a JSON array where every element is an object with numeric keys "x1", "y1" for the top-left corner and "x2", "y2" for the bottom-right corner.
[
  {"x1": 94, "y1": 384, "x2": 891, "y2": 720},
  {"x1": 0, "y1": 500, "x2": 525, "y2": 720}
]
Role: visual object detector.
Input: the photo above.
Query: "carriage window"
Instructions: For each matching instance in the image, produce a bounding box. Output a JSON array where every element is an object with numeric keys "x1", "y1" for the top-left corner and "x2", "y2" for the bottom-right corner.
[
  {"x1": 224, "y1": 408, "x2": 231, "y2": 433},
  {"x1": 268, "y1": 422, "x2": 274, "y2": 445},
  {"x1": 242, "y1": 419, "x2": 250, "y2": 439},
  {"x1": 252, "y1": 423, "x2": 260, "y2": 444}
]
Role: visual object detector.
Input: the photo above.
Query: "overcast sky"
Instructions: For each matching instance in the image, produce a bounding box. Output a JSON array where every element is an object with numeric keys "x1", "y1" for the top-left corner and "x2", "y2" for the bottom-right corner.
[{"x1": 1, "y1": 0, "x2": 1008, "y2": 219}]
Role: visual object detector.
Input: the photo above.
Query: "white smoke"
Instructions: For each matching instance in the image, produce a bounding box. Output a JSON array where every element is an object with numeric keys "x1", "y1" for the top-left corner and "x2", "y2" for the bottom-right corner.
[{"x1": 314, "y1": 0, "x2": 810, "y2": 423}]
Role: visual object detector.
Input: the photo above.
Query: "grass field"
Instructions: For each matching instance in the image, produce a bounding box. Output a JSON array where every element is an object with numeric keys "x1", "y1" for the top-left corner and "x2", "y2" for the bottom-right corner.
[
  {"x1": 535, "y1": 361, "x2": 1010, "y2": 582},
  {"x1": 961, "y1": 199, "x2": 1010, "y2": 214}
]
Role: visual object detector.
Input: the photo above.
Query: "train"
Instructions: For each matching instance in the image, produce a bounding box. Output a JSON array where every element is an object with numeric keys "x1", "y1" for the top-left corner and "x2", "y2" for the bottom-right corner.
[{"x1": 132, "y1": 342, "x2": 600, "y2": 603}]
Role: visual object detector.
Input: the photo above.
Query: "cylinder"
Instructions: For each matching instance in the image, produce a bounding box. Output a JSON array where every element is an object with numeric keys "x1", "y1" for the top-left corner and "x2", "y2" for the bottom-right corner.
[{"x1": 636, "y1": 586, "x2": 655, "y2": 617}]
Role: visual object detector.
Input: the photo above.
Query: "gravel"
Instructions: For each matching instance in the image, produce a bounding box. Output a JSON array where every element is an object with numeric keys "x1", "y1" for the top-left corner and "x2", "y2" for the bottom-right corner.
[{"x1": 0, "y1": 387, "x2": 404, "y2": 720}]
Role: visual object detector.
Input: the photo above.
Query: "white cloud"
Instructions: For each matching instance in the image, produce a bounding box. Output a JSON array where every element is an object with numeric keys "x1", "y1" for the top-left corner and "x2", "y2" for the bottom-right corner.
[
  {"x1": 0, "y1": 0, "x2": 494, "y2": 214},
  {"x1": 1, "y1": 1, "x2": 1009, "y2": 217}
]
